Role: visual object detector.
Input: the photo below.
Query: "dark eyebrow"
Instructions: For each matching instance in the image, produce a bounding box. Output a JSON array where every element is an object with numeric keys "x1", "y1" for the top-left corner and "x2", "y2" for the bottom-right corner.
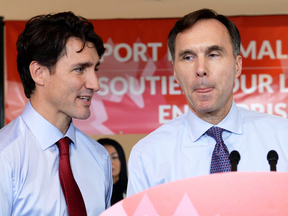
[
  {"x1": 72, "y1": 62, "x2": 92, "y2": 68},
  {"x1": 206, "y1": 45, "x2": 225, "y2": 54},
  {"x1": 72, "y1": 61, "x2": 100, "y2": 68},
  {"x1": 177, "y1": 45, "x2": 226, "y2": 59},
  {"x1": 178, "y1": 49, "x2": 196, "y2": 59}
]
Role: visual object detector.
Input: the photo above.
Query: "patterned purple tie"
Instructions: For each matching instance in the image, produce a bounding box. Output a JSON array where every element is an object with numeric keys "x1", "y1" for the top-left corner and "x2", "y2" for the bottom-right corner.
[{"x1": 206, "y1": 126, "x2": 231, "y2": 173}]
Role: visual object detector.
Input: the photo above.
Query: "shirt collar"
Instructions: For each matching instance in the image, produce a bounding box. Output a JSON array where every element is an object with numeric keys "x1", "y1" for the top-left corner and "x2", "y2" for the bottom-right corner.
[
  {"x1": 21, "y1": 101, "x2": 76, "y2": 150},
  {"x1": 218, "y1": 101, "x2": 243, "y2": 134},
  {"x1": 187, "y1": 101, "x2": 243, "y2": 142}
]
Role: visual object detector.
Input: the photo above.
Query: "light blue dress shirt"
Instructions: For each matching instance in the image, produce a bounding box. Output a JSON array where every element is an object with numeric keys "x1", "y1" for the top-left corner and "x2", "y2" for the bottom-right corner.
[
  {"x1": 127, "y1": 102, "x2": 288, "y2": 196},
  {"x1": 0, "y1": 101, "x2": 112, "y2": 216}
]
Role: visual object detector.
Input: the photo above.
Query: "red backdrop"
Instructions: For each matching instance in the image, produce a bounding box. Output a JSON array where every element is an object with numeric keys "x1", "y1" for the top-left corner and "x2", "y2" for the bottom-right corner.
[{"x1": 5, "y1": 15, "x2": 288, "y2": 134}]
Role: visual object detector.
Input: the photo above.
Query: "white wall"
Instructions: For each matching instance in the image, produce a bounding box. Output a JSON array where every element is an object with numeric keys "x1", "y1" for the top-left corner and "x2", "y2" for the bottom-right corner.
[{"x1": 1, "y1": 0, "x2": 288, "y2": 20}]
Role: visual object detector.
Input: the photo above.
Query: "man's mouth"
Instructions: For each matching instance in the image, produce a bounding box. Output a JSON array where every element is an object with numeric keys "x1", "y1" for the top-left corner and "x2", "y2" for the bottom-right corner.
[
  {"x1": 78, "y1": 96, "x2": 91, "y2": 101},
  {"x1": 196, "y1": 88, "x2": 213, "y2": 93}
]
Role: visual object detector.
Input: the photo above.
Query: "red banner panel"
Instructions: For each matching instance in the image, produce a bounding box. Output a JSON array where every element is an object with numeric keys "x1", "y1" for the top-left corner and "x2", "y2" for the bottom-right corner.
[{"x1": 5, "y1": 15, "x2": 288, "y2": 134}]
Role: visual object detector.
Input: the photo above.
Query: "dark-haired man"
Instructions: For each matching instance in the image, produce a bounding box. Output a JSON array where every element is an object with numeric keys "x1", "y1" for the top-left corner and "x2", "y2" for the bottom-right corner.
[
  {"x1": 127, "y1": 8, "x2": 288, "y2": 196},
  {"x1": 0, "y1": 12, "x2": 112, "y2": 215}
]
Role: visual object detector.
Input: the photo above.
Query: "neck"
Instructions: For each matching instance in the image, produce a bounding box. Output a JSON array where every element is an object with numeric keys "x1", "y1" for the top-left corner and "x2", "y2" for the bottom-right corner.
[
  {"x1": 191, "y1": 97, "x2": 233, "y2": 125},
  {"x1": 113, "y1": 176, "x2": 119, "y2": 184},
  {"x1": 30, "y1": 97, "x2": 71, "y2": 135}
]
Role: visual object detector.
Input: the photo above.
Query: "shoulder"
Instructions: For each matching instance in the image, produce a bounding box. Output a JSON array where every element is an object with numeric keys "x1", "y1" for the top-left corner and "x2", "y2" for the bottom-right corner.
[
  {"x1": 0, "y1": 116, "x2": 25, "y2": 153},
  {"x1": 238, "y1": 106, "x2": 288, "y2": 125},
  {"x1": 238, "y1": 107, "x2": 288, "y2": 123},
  {"x1": 131, "y1": 113, "x2": 188, "y2": 154}
]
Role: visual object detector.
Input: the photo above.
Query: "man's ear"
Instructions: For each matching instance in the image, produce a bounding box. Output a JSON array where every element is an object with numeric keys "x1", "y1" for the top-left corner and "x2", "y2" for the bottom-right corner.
[
  {"x1": 29, "y1": 61, "x2": 45, "y2": 86},
  {"x1": 235, "y1": 55, "x2": 242, "y2": 79},
  {"x1": 174, "y1": 70, "x2": 179, "y2": 84},
  {"x1": 172, "y1": 61, "x2": 180, "y2": 84},
  {"x1": 173, "y1": 62, "x2": 179, "y2": 84}
]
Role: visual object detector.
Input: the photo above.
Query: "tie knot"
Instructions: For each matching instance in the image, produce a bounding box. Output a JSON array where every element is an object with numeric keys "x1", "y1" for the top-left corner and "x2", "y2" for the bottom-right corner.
[
  {"x1": 206, "y1": 126, "x2": 224, "y2": 143},
  {"x1": 57, "y1": 137, "x2": 70, "y2": 156}
]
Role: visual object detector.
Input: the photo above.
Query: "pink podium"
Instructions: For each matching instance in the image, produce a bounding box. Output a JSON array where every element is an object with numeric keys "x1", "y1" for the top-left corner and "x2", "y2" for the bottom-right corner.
[{"x1": 100, "y1": 172, "x2": 288, "y2": 216}]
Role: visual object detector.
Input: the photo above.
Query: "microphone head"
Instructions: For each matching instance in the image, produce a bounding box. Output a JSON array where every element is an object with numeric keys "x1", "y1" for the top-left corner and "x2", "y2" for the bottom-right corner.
[
  {"x1": 267, "y1": 150, "x2": 279, "y2": 163},
  {"x1": 229, "y1": 150, "x2": 241, "y2": 164}
]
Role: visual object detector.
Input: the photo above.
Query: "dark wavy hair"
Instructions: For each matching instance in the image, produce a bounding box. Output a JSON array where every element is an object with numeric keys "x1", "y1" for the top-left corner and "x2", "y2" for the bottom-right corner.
[
  {"x1": 168, "y1": 8, "x2": 241, "y2": 61},
  {"x1": 97, "y1": 138, "x2": 128, "y2": 194},
  {"x1": 16, "y1": 11, "x2": 106, "y2": 98}
]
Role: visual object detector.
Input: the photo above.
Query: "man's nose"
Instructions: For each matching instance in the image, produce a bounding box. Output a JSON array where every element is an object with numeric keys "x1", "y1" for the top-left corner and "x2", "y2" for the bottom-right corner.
[
  {"x1": 195, "y1": 57, "x2": 208, "y2": 78},
  {"x1": 85, "y1": 70, "x2": 100, "y2": 92}
]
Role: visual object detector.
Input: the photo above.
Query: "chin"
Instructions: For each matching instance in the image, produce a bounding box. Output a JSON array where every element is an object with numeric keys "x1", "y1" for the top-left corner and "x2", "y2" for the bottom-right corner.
[
  {"x1": 73, "y1": 111, "x2": 91, "y2": 120},
  {"x1": 195, "y1": 103, "x2": 213, "y2": 111}
]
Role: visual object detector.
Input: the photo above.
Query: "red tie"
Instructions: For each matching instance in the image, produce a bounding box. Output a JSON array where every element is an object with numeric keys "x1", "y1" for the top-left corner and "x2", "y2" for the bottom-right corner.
[{"x1": 57, "y1": 137, "x2": 87, "y2": 216}]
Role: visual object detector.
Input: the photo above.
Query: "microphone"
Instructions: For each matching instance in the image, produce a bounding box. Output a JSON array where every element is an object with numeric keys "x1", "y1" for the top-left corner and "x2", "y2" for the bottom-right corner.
[
  {"x1": 267, "y1": 150, "x2": 279, "y2": 171},
  {"x1": 229, "y1": 150, "x2": 241, "y2": 171}
]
